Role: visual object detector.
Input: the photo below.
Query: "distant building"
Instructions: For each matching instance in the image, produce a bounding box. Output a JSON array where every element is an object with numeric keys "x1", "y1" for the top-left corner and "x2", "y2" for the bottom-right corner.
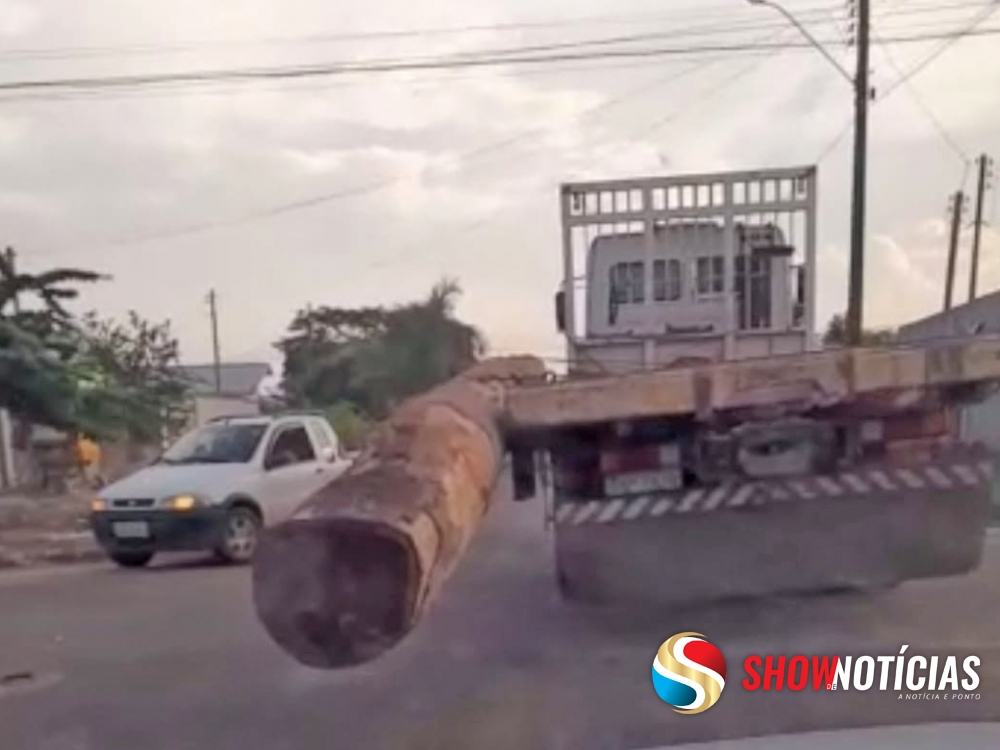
[
  {"x1": 177, "y1": 362, "x2": 272, "y2": 427},
  {"x1": 179, "y1": 362, "x2": 272, "y2": 397},
  {"x1": 898, "y1": 291, "x2": 1000, "y2": 449},
  {"x1": 897, "y1": 291, "x2": 1000, "y2": 342}
]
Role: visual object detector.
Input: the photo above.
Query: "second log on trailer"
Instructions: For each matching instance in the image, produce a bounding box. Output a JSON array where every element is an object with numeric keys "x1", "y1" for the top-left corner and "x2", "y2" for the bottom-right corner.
[{"x1": 251, "y1": 356, "x2": 547, "y2": 669}]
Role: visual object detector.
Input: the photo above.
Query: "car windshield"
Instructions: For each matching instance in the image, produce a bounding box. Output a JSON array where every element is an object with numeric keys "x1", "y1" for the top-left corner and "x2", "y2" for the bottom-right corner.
[{"x1": 161, "y1": 423, "x2": 267, "y2": 464}]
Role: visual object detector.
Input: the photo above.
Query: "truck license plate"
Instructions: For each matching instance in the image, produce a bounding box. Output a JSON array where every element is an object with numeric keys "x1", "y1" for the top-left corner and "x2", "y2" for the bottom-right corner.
[
  {"x1": 604, "y1": 469, "x2": 681, "y2": 496},
  {"x1": 112, "y1": 521, "x2": 150, "y2": 539}
]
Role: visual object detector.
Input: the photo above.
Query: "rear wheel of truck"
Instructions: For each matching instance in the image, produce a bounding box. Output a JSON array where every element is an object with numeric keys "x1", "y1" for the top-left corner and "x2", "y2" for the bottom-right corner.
[
  {"x1": 214, "y1": 506, "x2": 262, "y2": 564},
  {"x1": 109, "y1": 550, "x2": 154, "y2": 568}
]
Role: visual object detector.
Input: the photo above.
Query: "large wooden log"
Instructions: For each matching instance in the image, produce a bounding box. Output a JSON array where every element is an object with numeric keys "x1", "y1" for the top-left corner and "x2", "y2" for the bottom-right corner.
[{"x1": 252, "y1": 357, "x2": 546, "y2": 668}]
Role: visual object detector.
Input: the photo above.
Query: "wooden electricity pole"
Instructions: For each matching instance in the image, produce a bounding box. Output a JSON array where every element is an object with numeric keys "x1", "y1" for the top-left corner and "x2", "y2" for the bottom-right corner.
[
  {"x1": 208, "y1": 289, "x2": 222, "y2": 393},
  {"x1": 944, "y1": 191, "x2": 964, "y2": 312},
  {"x1": 968, "y1": 154, "x2": 992, "y2": 302},
  {"x1": 845, "y1": 0, "x2": 870, "y2": 345}
]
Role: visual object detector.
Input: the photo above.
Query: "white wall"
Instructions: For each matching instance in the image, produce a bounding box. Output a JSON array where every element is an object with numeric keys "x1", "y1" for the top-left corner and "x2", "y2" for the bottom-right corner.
[{"x1": 192, "y1": 396, "x2": 259, "y2": 427}]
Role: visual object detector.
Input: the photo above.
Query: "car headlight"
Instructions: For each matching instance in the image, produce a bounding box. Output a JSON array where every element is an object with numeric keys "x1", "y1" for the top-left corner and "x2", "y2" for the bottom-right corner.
[
  {"x1": 164, "y1": 494, "x2": 201, "y2": 511},
  {"x1": 91, "y1": 498, "x2": 107, "y2": 512}
]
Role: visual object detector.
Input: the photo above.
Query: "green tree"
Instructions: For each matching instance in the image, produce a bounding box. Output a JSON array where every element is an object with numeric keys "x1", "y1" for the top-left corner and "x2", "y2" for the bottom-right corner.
[
  {"x1": 277, "y1": 280, "x2": 484, "y2": 418},
  {"x1": 823, "y1": 314, "x2": 896, "y2": 348},
  {"x1": 279, "y1": 304, "x2": 386, "y2": 410},
  {"x1": 73, "y1": 311, "x2": 192, "y2": 443}
]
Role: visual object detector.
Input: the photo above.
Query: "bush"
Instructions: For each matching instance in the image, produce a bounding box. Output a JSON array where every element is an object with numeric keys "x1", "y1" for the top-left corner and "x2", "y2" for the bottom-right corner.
[{"x1": 324, "y1": 402, "x2": 372, "y2": 452}]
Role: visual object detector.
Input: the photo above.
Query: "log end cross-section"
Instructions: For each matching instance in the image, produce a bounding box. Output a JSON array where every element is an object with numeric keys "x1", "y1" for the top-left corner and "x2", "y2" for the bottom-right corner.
[{"x1": 252, "y1": 357, "x2": 546, "y2": 668}]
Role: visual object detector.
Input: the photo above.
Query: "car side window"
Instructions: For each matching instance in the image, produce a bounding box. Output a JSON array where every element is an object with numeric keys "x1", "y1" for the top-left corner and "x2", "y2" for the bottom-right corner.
[{"x1": 266, "y1": 424, "x2": 315, "y2": 466}]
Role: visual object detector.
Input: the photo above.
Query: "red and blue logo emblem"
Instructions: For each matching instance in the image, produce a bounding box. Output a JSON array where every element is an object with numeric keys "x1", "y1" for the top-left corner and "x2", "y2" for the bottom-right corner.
[{"x1": 652, "y1": 632, "x2": 727, "y2": 714}]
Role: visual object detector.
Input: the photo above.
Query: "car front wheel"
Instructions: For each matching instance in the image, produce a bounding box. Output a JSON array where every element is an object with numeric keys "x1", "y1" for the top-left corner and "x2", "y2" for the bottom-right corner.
[
  {"x1": 109, "y1": 550, "x2": 154, "y2": 568},
  {"x1": 215, "y1": 507, "x2": 261, "y2": 564}
]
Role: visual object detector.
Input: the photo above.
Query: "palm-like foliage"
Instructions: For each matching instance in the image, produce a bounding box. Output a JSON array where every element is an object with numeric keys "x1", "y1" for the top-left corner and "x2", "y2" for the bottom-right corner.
[
  {"x1": 0, "y1": 253, "x2": 102, "y2": 430},
  {"x1": 0, "y1": 254, "x2": 189, "y2": 440}
]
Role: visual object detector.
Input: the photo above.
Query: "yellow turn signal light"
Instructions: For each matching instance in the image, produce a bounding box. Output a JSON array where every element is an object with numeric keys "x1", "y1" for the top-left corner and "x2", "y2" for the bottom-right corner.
[
  {"x1": 91, "y1": 498, "x2": 107, "y2": 512},
  {"x1": 167, "y1": 495, "x2": 198, "y2": 511}
]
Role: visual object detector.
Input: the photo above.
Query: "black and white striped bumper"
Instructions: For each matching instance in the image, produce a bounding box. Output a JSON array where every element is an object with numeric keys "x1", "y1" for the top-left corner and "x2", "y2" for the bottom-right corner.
[{"x1": 553, "y1": 459, "x2": 996, "y2": 527}]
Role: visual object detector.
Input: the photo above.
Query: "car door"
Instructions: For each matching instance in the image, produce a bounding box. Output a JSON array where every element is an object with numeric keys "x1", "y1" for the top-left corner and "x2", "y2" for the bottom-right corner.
[{"x1": 256, "y1": 421, "x2": 329, "y2": 523}]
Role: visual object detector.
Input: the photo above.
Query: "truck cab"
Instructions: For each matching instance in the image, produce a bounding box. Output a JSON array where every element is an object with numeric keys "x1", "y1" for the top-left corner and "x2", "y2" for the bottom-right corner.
[{"x1": 556, "y1": 168, "x2": 817, "y2": 374}]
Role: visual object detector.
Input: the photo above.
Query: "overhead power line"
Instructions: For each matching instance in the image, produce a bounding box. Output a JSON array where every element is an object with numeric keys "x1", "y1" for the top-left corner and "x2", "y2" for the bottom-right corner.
[
  {"x1": 0, "y1": 6, "x2": 836, "y2": 62},
  {"x1": 814, "y1": 0, "x2": 1000, "y2": 163},
  {"x1": 1, "y1": 26, "x2": 999, "y2": 98},
  {"x1": 873, "y1": 29, "x2": 971, "y2": 164},
  {"x1": 64, "y1": 32, "x2": 792, "y2": 261},
  {"x1": 0, "y1": 8, "x2": 984, "y2": 104},
  {"x1": 0, "y1": 50, "x2": 795, "y2": 105},
  {"x1": 61, "y1": 55, "x2": 729, "y2": 252},
  {"x1": 0, "y1": 0, "x2": 990, "y2": 62},
  {"x1": 358, "y1": 34, "x2": 797, "y2": 278},
  {"x1": 882, "y1": 4, "x2": 1000, "y2": 96}
]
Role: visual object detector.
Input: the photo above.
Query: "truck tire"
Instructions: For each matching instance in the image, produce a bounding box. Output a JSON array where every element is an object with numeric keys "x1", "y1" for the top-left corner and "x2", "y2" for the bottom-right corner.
[
  {"x1": 215, "y1": 506, "x2": 262, "y2": 564},
  {"x1": 110, "y1": 550, "x2": 154, "y2": 568}
]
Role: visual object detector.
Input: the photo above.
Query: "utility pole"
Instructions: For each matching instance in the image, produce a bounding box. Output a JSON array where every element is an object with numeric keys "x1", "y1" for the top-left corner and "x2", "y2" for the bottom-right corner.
[
  {"x1": 746, "y1": 0, "x2": 869, "y2": 343},
  {"x1": 944, "y1": 191, "x2": 964, "y2": 312},
  {"x1": 4, "y1": 246, "x2": 20, "y2": 314},
  {"x1": 0, "y1": 247, "x2": 16, "y2": 490},
  {"x1": 846, "y1": 0, "x2": 870, "y2": 345},
  {"x1": 968, "y1": 154, "x2": 993, "y2": 302},
  {"x1": 207, "y1": 289, "x2": 222, "y2": 393}
]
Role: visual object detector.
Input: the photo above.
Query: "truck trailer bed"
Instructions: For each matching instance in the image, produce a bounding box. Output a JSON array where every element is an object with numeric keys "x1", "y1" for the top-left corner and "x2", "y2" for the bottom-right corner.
[{"x1": 504, "y1": 337, "x2": 1000, "y2": 429}]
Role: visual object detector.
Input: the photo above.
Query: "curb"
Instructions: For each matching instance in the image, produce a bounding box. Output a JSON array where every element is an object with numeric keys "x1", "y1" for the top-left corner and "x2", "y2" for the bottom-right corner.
[{"x1": 0, "y1": 532, "x2": 102, "y2": 570}]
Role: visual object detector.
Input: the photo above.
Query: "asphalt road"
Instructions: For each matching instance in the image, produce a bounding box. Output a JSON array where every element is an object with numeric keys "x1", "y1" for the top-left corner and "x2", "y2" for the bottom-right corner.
[{"x1": 1, "y1": 489, "x2": 999, "y2": 750}]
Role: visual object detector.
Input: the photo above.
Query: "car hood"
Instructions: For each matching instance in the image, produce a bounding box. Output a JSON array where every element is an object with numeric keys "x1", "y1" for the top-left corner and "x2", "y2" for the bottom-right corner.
[{"x1": 101, "y1": 463, "x2": 255, "y2": 503}]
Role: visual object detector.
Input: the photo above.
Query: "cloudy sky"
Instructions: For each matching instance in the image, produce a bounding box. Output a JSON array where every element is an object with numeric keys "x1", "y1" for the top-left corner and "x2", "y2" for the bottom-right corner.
[{"x1": 1, "y1": 0, "x2": 998, "y2": 366}]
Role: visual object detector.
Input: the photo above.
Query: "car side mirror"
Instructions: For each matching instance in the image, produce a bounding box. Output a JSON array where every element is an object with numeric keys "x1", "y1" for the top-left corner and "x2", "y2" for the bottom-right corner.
[{"x1": 321, "y1": 447, "x2": 337, "y2": 463}]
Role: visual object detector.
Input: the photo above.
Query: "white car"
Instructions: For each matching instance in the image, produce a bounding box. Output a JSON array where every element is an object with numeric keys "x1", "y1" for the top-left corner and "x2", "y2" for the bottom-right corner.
[{"x1": 90, "y1": 413, "x2": 351, "y2": 568}]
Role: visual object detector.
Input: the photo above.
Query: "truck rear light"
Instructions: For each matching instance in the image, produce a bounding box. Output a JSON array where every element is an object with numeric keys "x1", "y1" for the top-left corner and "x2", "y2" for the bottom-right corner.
[
  {"x1": 599, "y1": 443, "x2": 679, "y2": 474},
  {"x1": 599, "y1": 443, "x2": 682, "y2": 496},
  {"x1": 882, "y1": 410, "x2": 954, "y2": 441},
  {"x1": 864, "y1": 410, "x2": 957, "y2": 464}
]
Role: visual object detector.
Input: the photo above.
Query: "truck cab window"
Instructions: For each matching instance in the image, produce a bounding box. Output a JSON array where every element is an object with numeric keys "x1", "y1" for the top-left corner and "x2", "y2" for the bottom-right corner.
[
  {"x1": 609, "y1": 263, "x2": 629, "y2": 305},
  {"x1": 608, "y1": 261, "x2": 645, "y2": 323},
  {"x1": 654, "y1": 259, "x2": 682, "y2": 301},
  {"x1": 696, "y1": 256, "x2": 724, "y2": 295},
  {"x1": 735, "y1": 255, "x2": 773, "y2": 330},
  {"x1": 628, "y1": 262, "x2": 644, "y2": 303}
]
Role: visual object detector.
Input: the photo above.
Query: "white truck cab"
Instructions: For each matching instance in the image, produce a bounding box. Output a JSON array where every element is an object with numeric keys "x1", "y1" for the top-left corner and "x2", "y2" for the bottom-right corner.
[{"x1": 555, "y1": 167, "x2": 818, "y2": 374}]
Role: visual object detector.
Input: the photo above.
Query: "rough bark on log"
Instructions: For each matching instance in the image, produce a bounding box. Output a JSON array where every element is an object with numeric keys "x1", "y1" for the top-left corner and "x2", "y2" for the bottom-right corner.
[{"x1": 252, "y1": 356, "x2": 546, "y2": 668}]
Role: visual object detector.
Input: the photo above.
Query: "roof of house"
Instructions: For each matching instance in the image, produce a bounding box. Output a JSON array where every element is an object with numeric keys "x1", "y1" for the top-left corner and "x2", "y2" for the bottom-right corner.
[
  {"x1": 178, "y1": 362, "x2": 271, "y2": 397},
  {"x1": 897, "y1": 288, "x2": 1000, "y2": 341}
]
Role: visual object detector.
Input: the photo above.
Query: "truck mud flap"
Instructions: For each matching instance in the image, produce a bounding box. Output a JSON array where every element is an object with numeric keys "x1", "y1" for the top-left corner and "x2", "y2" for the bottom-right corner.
[{"x1": 552, "y1": 457, "x2": 994, "y2": 606}]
